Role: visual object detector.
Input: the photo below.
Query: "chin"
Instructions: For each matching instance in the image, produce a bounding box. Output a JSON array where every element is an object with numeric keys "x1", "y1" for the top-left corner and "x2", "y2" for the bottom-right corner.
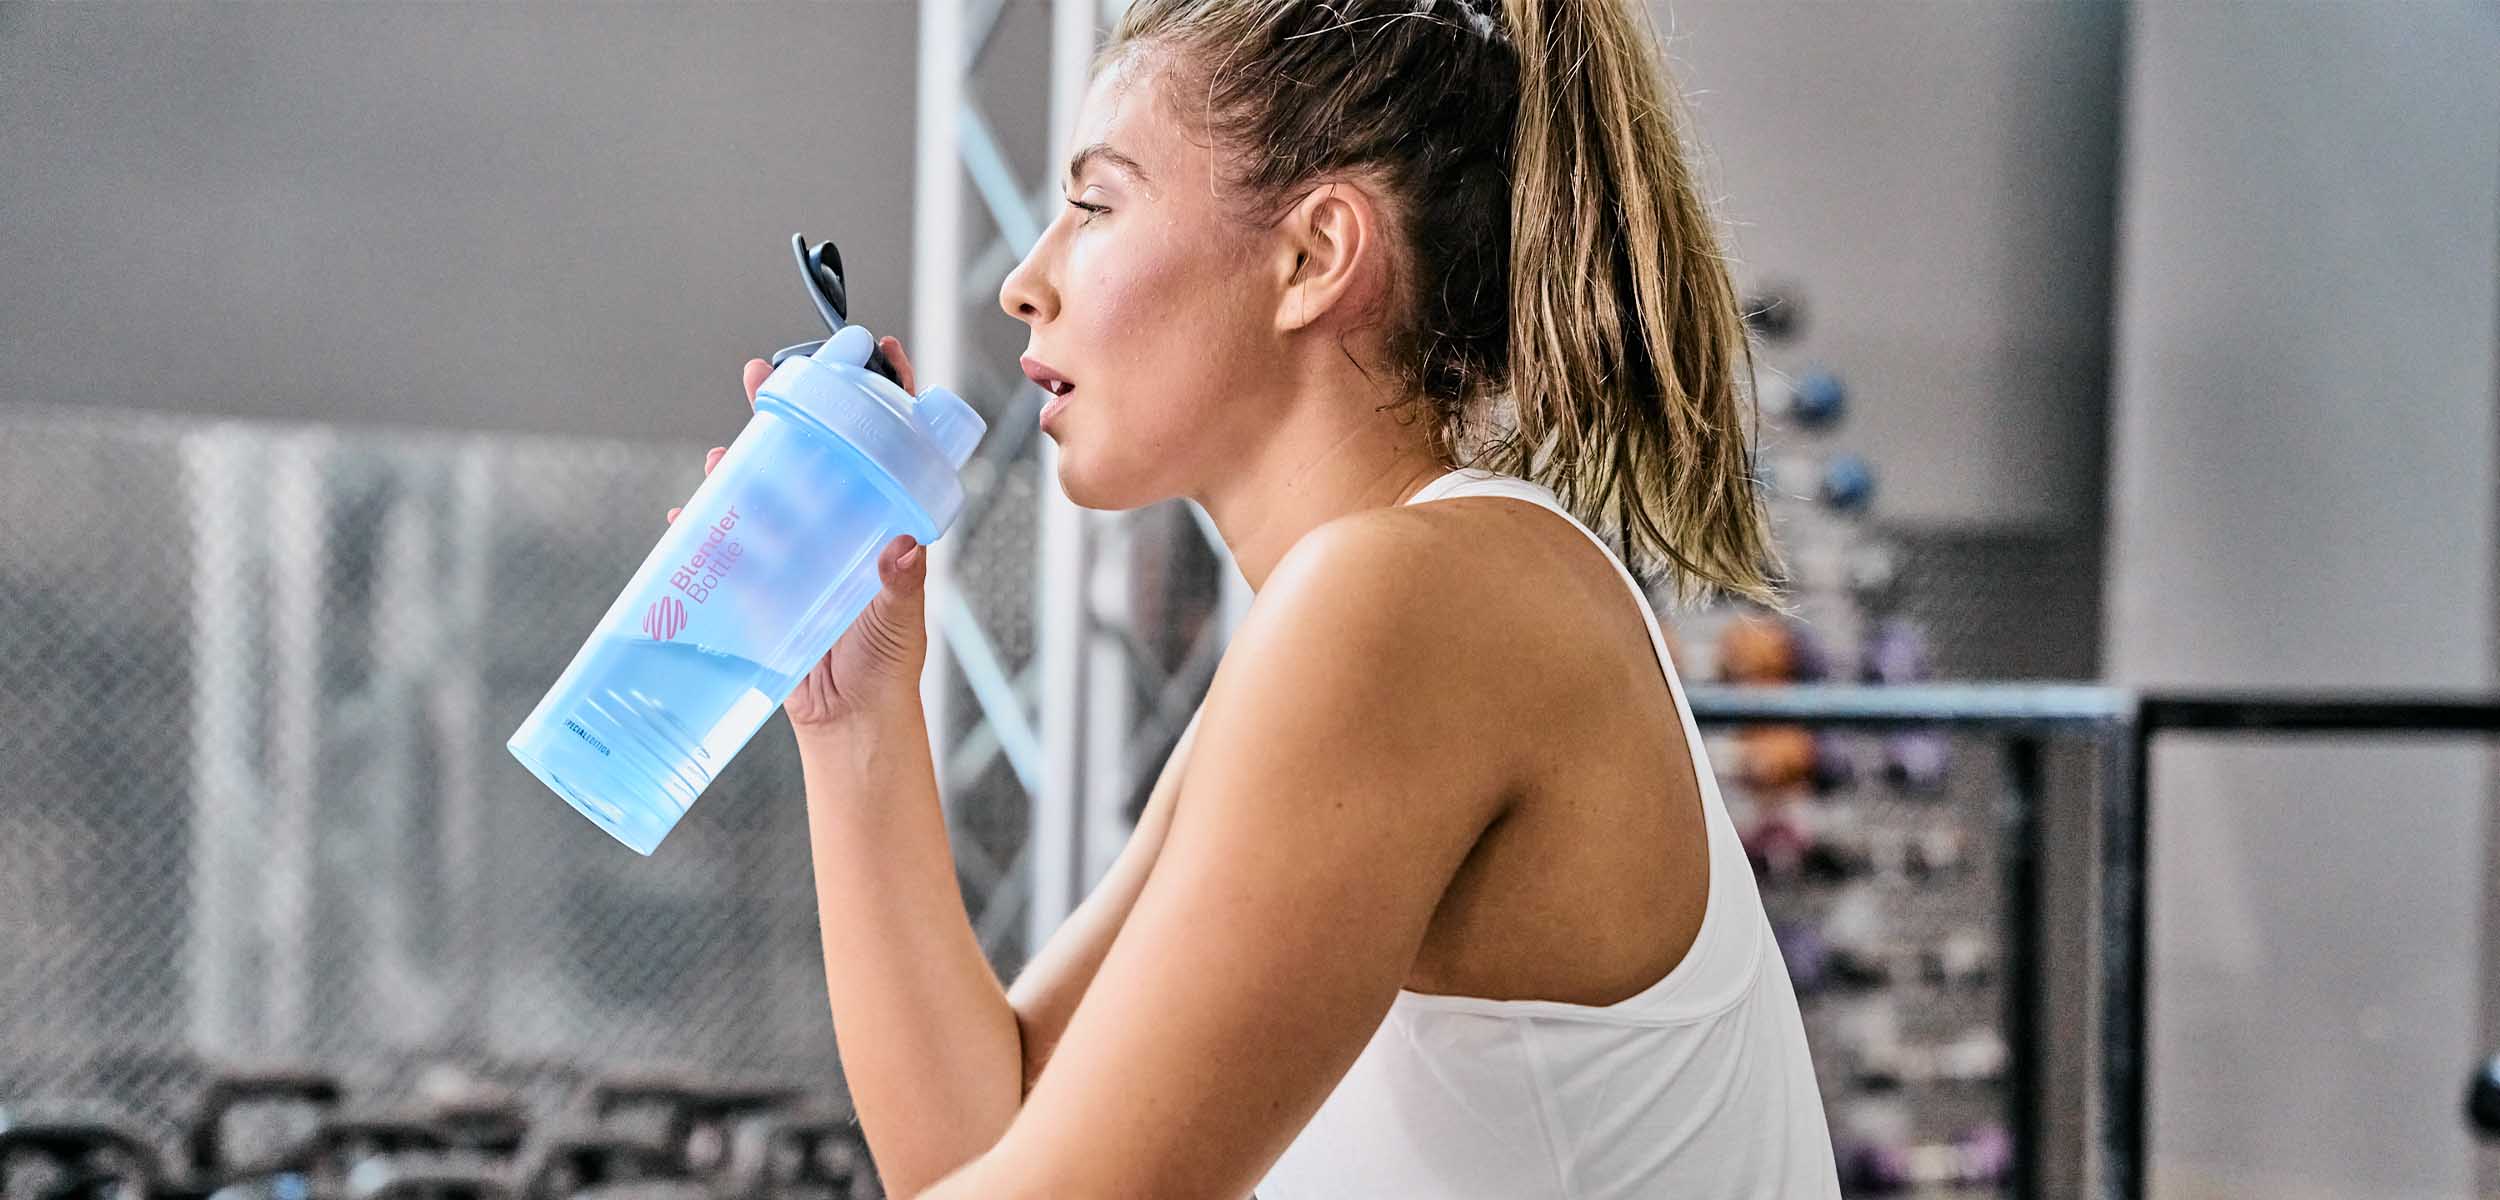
[{"x1": 1051, "y1": 442, "x2": 1175, "y2": 513}]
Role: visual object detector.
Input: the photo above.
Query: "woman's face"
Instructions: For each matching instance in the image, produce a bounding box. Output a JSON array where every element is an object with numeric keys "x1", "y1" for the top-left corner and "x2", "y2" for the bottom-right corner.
[{"x1": 999, "y1": 50, "x2": 1283, "y2": 511}]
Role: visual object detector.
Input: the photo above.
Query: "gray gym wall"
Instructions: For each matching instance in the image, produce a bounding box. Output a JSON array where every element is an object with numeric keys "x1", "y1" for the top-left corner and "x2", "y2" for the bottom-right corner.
[
  {"x1": 0, "y1": 1, "x2": 921, "y2": 446},
  {"x1": 2102, "y1": 4, "x2": 2500, "y2": 1200}
]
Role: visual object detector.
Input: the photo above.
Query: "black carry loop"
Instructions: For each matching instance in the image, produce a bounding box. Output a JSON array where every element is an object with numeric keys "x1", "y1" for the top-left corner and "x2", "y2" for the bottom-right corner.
[{"x1": 768, "y1": 234, "x2": 902, "y2": 385}]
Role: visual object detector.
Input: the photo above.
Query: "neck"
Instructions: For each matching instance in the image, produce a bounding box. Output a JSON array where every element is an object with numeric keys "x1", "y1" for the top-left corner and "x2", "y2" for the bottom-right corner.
[{"x1": 1191, "y1": 368, "x2": 1454, "y2": 593}]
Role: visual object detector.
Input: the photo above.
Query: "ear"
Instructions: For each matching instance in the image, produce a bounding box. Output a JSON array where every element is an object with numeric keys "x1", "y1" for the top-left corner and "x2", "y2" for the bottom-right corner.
[{"x1": 1272, "y1": 181, "x2": 1390, "y2": 336}]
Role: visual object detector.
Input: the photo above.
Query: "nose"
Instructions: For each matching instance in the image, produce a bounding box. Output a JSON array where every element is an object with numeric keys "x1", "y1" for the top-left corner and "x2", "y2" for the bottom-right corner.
[{"x1": 999, "y1": 244, "x2": 1056, "y2": 325}]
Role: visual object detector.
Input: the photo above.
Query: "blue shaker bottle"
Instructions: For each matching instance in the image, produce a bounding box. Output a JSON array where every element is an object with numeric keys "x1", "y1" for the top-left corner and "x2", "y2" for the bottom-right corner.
[{"x1": 506, "y1": 236, "x2": 984, "y2": 854}]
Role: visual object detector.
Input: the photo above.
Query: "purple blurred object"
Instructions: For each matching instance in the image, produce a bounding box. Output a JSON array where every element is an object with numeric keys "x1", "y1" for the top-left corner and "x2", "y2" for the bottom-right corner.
[
  {"x1": 1834, "y1": 1138, "x2": 1911, "y2": 1194},
  {"x1": 1773, "y1": 921, "x2": 1829, "y2": 994},
  {"x1": 1861, "y1": 618, "x2": 1934, "y2": 685},
  {"x1": 1953, "y1": 1124, "x2": 2015, "y2": 1184},
  {"x1": 1810, "y1": 733, "x2": 1857, "y2": 794},
  {"x1": 1786, "y1": 621, "x2": 1833, "y2": 682},
  {"x1": 1882, "y1": 731, "x2": 1951, "y2": 794}
]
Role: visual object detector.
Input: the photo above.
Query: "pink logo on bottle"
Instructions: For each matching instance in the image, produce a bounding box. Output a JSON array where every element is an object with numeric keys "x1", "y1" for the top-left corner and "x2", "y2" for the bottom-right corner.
[{"x1": 643, "y1": 595, "x2": 687, "y2": 641}]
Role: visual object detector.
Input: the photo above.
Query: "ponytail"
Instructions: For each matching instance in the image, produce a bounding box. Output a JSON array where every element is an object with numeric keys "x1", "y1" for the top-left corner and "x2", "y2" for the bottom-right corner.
[{"x1": 1494, "y1": 0, "x2": 1785, "y2": 610}]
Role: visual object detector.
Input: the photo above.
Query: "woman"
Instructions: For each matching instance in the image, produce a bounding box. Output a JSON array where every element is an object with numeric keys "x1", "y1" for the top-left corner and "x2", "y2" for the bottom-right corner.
[{"x1": 676, "y1": 0, "x2": 1840, "y2": 1194}]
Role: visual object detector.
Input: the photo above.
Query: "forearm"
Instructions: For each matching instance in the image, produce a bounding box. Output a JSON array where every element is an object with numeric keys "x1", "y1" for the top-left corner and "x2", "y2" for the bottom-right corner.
[{"x1": 796, "y1": 707, "x2": 1024, "y2": 1196}]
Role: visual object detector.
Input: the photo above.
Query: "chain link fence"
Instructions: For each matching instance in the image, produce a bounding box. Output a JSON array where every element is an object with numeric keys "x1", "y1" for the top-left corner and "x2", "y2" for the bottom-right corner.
[{"x1": 0, "y1": 407, "x2": 1039, "y2": 1141}]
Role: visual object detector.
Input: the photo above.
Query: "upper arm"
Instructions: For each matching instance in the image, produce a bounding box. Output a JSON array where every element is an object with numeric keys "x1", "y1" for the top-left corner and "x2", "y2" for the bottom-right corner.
[
  {"x1": 921, "y1": 518, "x2": 1520, "y2": 1199},
  {"x1": 1003, "y1": 706, "x2": 1203, "y2": 1093}
]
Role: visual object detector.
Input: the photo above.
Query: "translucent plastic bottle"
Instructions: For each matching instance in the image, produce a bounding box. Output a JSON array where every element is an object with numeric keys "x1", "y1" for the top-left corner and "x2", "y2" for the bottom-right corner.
[{"x1": 507, "y1": 324, "x2": 984, "y2": 854}]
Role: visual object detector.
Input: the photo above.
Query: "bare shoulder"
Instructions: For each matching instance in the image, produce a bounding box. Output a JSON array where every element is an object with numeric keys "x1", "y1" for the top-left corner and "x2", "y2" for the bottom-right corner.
[
  {"x1": 1180, "y1": 502, "x2": 1530, "y2": 860},
  {"x1": 1264, "y1": 493, "x2": 1602, "y2": 641},
  {"x1": 1275, "y1": 494, "x2": 1656, "y2": 713},
  {"x1": 1199, "y1": 502, "x2": 1588, "y2": 790},
  {"x1": 1249, "y1": 501, "x2": 1531, "y2": 667}
]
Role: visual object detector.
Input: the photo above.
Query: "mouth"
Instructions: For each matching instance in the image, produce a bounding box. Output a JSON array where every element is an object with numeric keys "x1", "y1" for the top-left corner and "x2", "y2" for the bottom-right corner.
[{"x1": 1020, "y1": 355, "x2": 1077, "y2": 399}]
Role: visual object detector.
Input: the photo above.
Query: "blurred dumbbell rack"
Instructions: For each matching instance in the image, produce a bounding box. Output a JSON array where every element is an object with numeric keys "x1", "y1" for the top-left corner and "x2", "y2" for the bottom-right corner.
[{"x1": 1656, "y1": 291, "x2": 2015, "y2": 1197}]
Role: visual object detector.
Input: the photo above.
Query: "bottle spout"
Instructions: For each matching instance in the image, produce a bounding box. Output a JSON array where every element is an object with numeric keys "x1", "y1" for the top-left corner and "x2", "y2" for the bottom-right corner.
[
  {"x1": 911, "y1": 386, "x2": 985, "y2": 470},
  {"x1": 810, "y1": 324, "x2": 877, "y2": 369}
]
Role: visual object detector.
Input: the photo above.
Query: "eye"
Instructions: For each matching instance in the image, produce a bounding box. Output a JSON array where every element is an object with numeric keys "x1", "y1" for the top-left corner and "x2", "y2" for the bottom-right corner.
[{"x1": 1066, "y1": 197, "x2": 1110, "y2": 222}]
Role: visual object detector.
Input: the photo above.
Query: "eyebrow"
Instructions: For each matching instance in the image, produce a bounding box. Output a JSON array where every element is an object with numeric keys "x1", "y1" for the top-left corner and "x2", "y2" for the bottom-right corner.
[{"x1": 1066, "y1": 142, "x2": 1151, "y2": 187}]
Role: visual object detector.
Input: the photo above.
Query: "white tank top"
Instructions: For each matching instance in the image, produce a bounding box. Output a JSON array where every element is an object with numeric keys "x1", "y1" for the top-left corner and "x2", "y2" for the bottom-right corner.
[{"x1": 1255, "y1": 467, "x2": 1843, "y2": 1199}]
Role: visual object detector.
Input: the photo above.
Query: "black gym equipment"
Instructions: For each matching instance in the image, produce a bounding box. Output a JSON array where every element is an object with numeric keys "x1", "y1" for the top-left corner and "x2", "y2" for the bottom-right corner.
[
  {"x1": 0, "y1": 1107, "x2": 173, "y2": 1200},
  {"x1": 2468, "y1": 1053, "x2": 2500, "y2": 1140}
]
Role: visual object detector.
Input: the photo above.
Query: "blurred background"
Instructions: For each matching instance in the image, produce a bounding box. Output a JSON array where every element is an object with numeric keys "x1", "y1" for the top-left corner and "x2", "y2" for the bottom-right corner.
[{"x1": 2, "y1": 2, "x2": 2496, "y2": 1199}]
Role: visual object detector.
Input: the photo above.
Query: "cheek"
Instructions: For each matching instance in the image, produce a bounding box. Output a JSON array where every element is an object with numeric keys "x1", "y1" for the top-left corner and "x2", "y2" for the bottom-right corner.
[
  {"x1": 1065, "y1": 220, "x2": 1269, "y2": 471},
  {"x1": 1082, "y1": 227, "x2": 1195, "y2": 338}
]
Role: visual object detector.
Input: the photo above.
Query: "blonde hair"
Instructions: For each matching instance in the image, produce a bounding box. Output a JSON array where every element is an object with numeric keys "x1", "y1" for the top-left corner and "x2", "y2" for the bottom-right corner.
[{"x1": 1107, "y1": 0, "x2": 1786, "y2": 610}]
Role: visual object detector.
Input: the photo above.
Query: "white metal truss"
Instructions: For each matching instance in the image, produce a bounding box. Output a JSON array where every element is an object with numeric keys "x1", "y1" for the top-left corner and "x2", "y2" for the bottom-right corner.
[{"x1": 913, "y1": 0, "x2": 1255, "y2": 965}]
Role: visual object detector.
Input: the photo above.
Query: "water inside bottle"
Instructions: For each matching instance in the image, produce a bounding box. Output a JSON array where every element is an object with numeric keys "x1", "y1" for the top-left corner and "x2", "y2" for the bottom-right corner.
[{"x1": 508, "y1": 636, "x2": 800, "y2": 853}]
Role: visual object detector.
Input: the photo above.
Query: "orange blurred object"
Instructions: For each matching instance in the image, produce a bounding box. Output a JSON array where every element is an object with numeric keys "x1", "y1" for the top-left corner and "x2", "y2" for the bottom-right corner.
[
  {"x1": 1717, "y1": 613, "x2": 1796, "y2": 683},
  {"x1": 1739, "y1": 725, "x2": 1818, "y2": 789}
]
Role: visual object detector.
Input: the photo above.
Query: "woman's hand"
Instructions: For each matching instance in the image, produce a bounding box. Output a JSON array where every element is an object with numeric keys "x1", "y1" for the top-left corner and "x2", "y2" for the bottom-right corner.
[{"x1": 667, "y1": 337, "x2": 934, "y2": 730}]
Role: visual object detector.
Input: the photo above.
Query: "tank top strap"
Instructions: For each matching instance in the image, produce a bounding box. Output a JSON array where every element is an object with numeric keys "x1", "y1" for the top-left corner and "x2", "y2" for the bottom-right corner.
[
  {"x1": 1399, "y1": 466, "x2": 1766, "y2": 1019},
  {"x1": 1403, "y1": 468, "x2": 1684, "y2": 705}
]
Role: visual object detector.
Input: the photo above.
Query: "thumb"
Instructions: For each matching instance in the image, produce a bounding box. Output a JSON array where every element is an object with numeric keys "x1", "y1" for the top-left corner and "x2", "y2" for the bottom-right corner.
[{"x1": 851, "y1": 536, "x2": 930, "y2": 670}]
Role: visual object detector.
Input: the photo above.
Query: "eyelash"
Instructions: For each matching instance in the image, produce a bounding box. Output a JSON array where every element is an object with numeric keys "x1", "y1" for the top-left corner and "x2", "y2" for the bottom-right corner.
[{"x1": 1066, "y1": 198, "x2": 1109, "y2": 222}]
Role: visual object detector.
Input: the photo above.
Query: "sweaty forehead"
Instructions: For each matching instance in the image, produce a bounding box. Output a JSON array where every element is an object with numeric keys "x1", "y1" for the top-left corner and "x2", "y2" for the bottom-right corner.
[{"x1": 1073, "y1": 49, "x2": 1196, "y2": 191}]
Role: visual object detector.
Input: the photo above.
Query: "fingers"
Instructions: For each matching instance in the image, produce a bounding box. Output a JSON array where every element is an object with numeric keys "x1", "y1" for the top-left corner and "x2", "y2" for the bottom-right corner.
[
  {"x1": 665, "y1": 506, "x2": 681, "y2": 524},
  {"x1": 742, "y1": 358, "x2": 771, "y2": 409},
  {"x1": 879, "y1": 336, "x2": 917, "y2": 394}
]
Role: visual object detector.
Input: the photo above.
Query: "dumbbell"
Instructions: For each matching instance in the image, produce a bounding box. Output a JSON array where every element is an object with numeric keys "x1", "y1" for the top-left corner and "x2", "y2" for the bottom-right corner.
[
  {"x1": 588, "y1": 1080, "x2": 802, "y2": 1179},
  {"x1": 1951, "y1": 1124, "x2": 2016, "y2": 1186},
  {"x1": 734, "y1": 1112, "x2": 870, "y2": 1200},
  {"x1": 1818, "y1": 454, "x2": 1875, "y2": 514},
  {"x1": 1808, "y1": 733, "x2": 1857, "y2": 796},
  {"x1": 292, "y1": 1110, "x2": 457, "y2": 1199},
  {"x1": 1740, "y1": 805, "x2": 1859, "y2": 884},
  {"x1": 1740, "y1": 288, "x2": 1802, "y2": 344},
  {"x1": 1838, "y1": 1123, "x2": 2014, "y2": 1193},
  {"x1": 343, "y1": 1156, "x2": 516, "y2": 1200},
  {"x1": 1752, "y1": 367, "x2": 1847, "y2": 432},
  {"x1": 1739, "y1": 805, "x2": 1813, "y2": 881},
  {"x1": 1789, "y1": 371, "x2": 1847, "y2": 431},
  {"x1": 1903, "y1": 826, "x2": 1970, "y2": 881},
  {"x1": 167, "y1": 1069, "x2": 345, "y2": 1200},
  {"x1": 421, "y1": 1103, "x2": 525, "y2": 1165},
  {"x1": 1832, "y1": 1136, "x2": 1911, "y2": 1194},
  {"x1": 519, "y1": 1129, "x2": 681, "y2": 1200},
  {"x1": 1846, "y1": 541, "x2": 1900, "y2": 597},
  {"x1": 0, "y1": 1106, "x2": 173, "y2": 1200},
  {"x1": 1772, "y1": 922, "x2": 1830, "y2": 997},
  {"x1": 1785, "y1": 623, "x2": 1833, "y2": 683},
  {"x1": 568, "y1": 1184, "x2": 711, "y2": 1200},
  {"x1": 1715, "y1": 614, "x2": 1797, "y2": 685},
  {"x1": 1928, "y1": 1027, "x2": 2010, "y2": 1085},
  {"x1": 1880, "y1": 731, "x2": 1951, "y2": 796},
  {"x1": 1860, "y1": 1028, "x2": 2010, "y2": 1091},
  {"x1": 1824, "y1": 942, "x2": 1897, "y2": 992},
  {"x1": 1737, "y1": 726, "x2": 1818, "y2": 791},
  {"x1": 1860, "y1": 619, "x2": 1933, "y2": 685}
]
